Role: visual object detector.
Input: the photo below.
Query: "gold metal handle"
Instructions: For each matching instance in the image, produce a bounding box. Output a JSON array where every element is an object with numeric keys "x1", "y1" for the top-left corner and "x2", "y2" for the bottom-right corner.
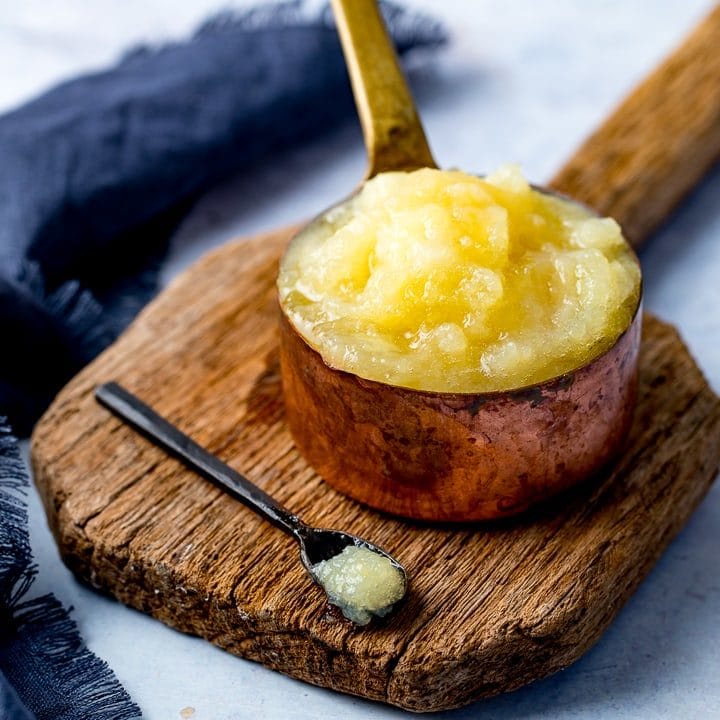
[{"x1": 331, "y1": 0, "x2": 437, "y2": 178}]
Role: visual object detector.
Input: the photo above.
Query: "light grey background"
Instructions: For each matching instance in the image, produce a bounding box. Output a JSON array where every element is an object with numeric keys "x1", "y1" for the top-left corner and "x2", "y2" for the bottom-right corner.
[{"x1": 5, "y1": 1, "x2": 719, "y2": 717}]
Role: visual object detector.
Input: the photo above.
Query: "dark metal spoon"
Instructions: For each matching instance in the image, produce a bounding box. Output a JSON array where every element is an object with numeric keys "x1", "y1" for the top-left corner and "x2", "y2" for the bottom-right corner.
[{"x1": 95, "y1": 382, "x2": 407, "y2": 625}]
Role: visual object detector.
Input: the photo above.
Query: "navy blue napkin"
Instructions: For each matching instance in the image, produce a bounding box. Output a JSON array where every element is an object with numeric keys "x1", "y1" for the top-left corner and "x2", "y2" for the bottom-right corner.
[{"x1": 0, "y1": 3, "x2": 445, "y2": 718}]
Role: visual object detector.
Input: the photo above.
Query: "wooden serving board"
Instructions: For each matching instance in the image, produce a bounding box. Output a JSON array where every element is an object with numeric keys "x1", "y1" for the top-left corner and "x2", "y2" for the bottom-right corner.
[
  {"x1": 31, "y1": 225, "x2": 720, "y2": 712},
  {"x1": 30, "y1": 5, "x2": 720, "y2": 712}
]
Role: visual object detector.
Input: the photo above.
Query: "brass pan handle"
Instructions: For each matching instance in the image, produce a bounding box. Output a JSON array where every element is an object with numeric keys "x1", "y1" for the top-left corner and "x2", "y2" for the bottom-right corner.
[{"x1": 331, "y1": 0, "x2": 437, "y2": 177}]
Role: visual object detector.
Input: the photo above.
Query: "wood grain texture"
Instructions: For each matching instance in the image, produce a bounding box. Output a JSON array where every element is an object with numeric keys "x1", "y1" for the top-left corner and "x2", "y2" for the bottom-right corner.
[
  {"x1": 31, "y1": 226, "x2": 720, "y2": 711},
  {"x1": 550, "y1": 4, "x2": 720, "y2": 248}
]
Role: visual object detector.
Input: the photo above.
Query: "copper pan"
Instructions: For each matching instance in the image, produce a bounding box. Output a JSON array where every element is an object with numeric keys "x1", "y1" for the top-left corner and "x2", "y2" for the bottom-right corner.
[{"x1": 278, "y1": 0, "x2": 642, "y2": 521}]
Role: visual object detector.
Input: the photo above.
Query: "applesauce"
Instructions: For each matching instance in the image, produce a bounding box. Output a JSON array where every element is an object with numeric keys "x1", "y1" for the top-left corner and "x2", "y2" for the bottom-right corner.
[
  {"x1": 312, "y1": 545, "x2": 406, "y2": 625},
  {"x1": 278, "y1": 165, "x2": 641, "y2": 393}
]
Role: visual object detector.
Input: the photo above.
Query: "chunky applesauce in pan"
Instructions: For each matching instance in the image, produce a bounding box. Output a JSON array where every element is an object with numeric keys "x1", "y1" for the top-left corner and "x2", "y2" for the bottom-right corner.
[{"x1": 278, "y1": 165, "x2": 640, "y2": 393}]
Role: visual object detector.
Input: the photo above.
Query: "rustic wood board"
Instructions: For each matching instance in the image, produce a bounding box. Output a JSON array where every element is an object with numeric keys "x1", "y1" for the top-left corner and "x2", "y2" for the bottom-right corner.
[{"x1": 31, "y1": 225, "x2": 720, "y2": 712}]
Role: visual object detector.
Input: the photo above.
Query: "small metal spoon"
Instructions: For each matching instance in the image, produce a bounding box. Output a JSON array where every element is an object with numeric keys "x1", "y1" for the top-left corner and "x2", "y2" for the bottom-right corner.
[{"x1": 94, "y1": 382, "x2": 407, "y2": 625}]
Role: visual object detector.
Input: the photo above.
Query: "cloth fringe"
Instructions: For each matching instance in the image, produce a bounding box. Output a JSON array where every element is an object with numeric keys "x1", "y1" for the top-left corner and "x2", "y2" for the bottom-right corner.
[
  {"x1": 0, "y1": 423, "x2": 35, "y2": 614},
  {"x1": 0, "y1": 422, "x2": 141, "y2": 720},
  {"x1": 126, "y1": 0, "x2": 447, "y2": 59}
]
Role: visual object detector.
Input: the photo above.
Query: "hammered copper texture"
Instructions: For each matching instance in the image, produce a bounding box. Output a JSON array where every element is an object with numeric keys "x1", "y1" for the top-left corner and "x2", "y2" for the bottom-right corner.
[{"x1": 280, "y1": 311, "x2": 642, "y2": 521}]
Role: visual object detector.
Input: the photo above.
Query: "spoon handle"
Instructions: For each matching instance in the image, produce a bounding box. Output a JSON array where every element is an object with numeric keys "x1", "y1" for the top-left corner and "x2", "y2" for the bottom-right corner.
[
  {"x1": 331, "y1": 0, "x2": 436, "y2": 176},
  {"x1": 95, "y1": 382, "x2": 303, "y2": 537}
]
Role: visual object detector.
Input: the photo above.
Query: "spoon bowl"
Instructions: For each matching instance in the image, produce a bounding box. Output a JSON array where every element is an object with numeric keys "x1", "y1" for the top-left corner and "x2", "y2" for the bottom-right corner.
[
  {"x1": 297, "y1": 525, "x2": 398, "y2": 569},
  {"x1": 298, "y1": 526, "x2": 408, "y2": 623}
]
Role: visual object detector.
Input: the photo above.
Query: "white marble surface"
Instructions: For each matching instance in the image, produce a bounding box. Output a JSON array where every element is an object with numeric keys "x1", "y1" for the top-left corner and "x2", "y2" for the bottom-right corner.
[{"x1": 6, "y1": 1, "x2": 720, "y2": 717}]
